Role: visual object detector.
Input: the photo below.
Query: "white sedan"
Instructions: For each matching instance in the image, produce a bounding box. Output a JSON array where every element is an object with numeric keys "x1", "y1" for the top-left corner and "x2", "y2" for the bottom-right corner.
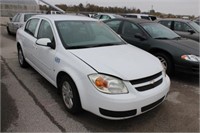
[{"x1": 16, "y1": 15, "x2": 170, "y2": 120}]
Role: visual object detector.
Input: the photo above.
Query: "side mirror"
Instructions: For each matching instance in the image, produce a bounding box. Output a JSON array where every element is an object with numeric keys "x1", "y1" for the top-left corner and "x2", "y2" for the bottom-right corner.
[
  {"x1": 135, "y1": 33, "x2": 147, "y2": 40},
  {"x1": 188, "y1": 29, "x2": 195, "y2": 34},
  {"x1": 36, "y1": 38, "x2": 51, "y2": 46},
  {"x1": 9, "y1": 17, "x2": 12, "y2": 21}
]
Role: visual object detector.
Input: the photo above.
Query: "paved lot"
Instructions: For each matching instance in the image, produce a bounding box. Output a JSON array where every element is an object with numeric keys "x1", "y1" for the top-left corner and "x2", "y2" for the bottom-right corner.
[{"x1": 1, "y1": 26, "x2": 199, "y2": 132}]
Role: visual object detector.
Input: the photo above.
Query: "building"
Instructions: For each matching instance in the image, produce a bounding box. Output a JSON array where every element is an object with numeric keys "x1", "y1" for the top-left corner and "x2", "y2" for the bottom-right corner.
[{"x1": 0, "y1": 0, "x2": 40, "y2": 17}]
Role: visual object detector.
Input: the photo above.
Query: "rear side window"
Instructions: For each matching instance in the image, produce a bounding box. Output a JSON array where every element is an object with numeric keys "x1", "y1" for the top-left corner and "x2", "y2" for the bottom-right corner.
[
  {"x1": 105, "y1": 20, "x2": 122, "y2": 33},
  {"x1": 141, "y1": 16, "x2": 150, "y2": 20},
  {"x1": 159, "y1": 21, "x2": 172, "y2": 28},
  {"x1": 126, "y1": 15, "x2": 137, "y2": 18},
  {"x1": 25, "y1": 18, "x2": 39, "y2": 37},
  {"x1": 101, "y1": 15, "x2": 111, "y2": 20},
  {"x1": 13, "y1": 14, "x2": 21, "y2": 22}
]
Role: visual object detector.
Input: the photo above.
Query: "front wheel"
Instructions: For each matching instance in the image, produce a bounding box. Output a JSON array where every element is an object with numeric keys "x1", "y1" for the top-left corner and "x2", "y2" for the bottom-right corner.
[
  {"x1": 155, "y1": 52, "x2": 173, "y2": 75},
  {"x1": 18, "y1": 46, "x2": 28, "y2": 68},
  {"x1": 60, "y1": 76, "x2": 82, "y2": 114}
]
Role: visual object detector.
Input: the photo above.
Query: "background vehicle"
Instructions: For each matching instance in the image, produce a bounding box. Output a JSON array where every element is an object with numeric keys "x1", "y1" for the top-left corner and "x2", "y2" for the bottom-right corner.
[
  {"x1": 93, "y1": 13, "x2": 123, "y2": 21},
  {"x1": 104, "y1": 18, "x2": 199, "y2": 75},
  {"x1": 7, "y1": 13, "x2": 38, "y2": 35},
  {"x1": 16, "y1": 15, "x2": 170, "y2": 120},
  {"x1": 157, "y1": 19, "x2": 200, "y2": 42},
  {"x1": 122, "y1": 13, "x2": 157, "y2": 21}
]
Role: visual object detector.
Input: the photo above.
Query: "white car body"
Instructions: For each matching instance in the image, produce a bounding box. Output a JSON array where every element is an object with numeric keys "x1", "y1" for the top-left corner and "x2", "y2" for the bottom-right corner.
[{"x1": 17, "y1": 15, "x2": 170, "y2": 120}]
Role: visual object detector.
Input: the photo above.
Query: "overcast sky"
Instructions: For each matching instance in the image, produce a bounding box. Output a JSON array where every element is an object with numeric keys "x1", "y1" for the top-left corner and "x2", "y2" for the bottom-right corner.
[{"x1": 37, "y1": 0, "x2": 200, "y2": 17}]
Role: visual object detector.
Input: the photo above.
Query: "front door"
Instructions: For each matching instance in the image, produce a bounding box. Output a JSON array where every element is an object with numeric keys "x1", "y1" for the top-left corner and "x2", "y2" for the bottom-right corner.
[
  {"x1": 35, "y1": 19, "x2": 56, "y2": 81},
  {"x1": 120, "y1": 21, "x2": 149, "y2": 51}
]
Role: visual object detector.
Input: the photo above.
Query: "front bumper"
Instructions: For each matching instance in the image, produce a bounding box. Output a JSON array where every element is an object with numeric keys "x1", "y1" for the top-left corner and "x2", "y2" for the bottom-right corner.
[
  {"x1": 82, "y1": 75, "x2": 170, "y2": 120},
  {"x1": 175, "y1": 61, "x2": 199, "y2": 75}
]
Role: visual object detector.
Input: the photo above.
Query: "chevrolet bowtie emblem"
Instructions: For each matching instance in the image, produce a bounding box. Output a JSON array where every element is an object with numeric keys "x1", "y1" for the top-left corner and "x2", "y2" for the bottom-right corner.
[{"x1": 150, "y1": 79, "x2": 155, "y2": 84}]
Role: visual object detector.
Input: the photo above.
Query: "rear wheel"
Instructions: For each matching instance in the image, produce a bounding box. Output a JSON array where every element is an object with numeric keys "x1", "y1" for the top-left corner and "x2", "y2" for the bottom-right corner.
[
  {"x1": 7, "y1": 26, "x2": 11, "y2": 35},
  {"x1": 60, "y1": 75, "x2": 82, "y2": 114},
  {"x1": 18, "y1": 46, "x2": 28, "y2": 68},
  {"x1": 155, "y1": 52, "x2": 173, "y2": 75}
]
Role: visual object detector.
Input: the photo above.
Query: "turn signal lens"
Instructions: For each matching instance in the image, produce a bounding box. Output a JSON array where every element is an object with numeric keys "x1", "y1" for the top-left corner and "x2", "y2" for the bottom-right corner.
[{"x1": 95, "y1": 76, "x2": 108, "y2": 88}]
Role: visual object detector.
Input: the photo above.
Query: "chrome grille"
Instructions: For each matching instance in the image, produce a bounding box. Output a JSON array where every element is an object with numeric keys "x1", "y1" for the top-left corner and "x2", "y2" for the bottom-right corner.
[{"x1": 130, "y1": 72, "x2": 163, "y2": 92}]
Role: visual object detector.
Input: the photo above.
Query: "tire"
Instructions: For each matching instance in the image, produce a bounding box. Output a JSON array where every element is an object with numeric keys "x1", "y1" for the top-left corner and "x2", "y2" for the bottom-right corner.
[
  {"x1": 154, "y1": 52, "x2": 173, "y2": 75},
  {"x1": 7, "y1": 26, "x2": 11, "y2": 35},
  {"x1": 17, "y1": 46, "x2": 28, "y2": 68},
  {"x1": 60, "y1": 75, "x2": 82, "y2": 114}
]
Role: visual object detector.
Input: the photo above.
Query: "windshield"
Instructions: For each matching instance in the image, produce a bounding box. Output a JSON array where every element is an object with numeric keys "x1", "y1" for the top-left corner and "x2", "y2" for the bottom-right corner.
[
  {"x1": 189, "y1": 21, "x2": 200, "y2": 33},
  {"x1": 141, "y1": 23, "x2": 180, "y2": 39},
  {"x1": 55, "y1": 21, "x2": 124, "y2": 49}
]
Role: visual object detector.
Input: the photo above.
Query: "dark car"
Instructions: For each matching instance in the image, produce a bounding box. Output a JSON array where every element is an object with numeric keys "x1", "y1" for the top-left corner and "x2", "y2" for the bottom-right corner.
[
  {"x1": 157, "y1": 19, "x2": 200, "y2": 42},
  {"x1": 104, "y1": 18, "x2": 199, "y2": 75}
]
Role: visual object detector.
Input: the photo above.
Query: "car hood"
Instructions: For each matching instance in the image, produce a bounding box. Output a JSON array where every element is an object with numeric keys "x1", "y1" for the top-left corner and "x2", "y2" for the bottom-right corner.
[
  {"x1": 157, "y1": 38, "x2": 199, "y2": 56},
  {"x1": 69, "y1": 44, "x2": 163, "y2": 80}
]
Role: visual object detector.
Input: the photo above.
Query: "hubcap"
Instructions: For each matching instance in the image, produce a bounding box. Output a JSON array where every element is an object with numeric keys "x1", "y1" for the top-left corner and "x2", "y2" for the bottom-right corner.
[
  {"x1": 18, "y1": 49, "x2": 24, "y2": 65},
  {"x1": 62, "y1": 81, "x2": 73, "y2": 109},
  {"x1": 157, "y1": 56, "x2": 167, "y2": 70}
]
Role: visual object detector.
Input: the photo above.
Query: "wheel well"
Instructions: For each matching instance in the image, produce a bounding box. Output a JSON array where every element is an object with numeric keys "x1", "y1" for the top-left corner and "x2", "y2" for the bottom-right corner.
[
  {"x1": 56, "y1": 71, "x2": 82, "y2": 106},
  {"x1": 17, "y1": 42, "x2": 21, "y2": 49},
  {"x1": 150, "y1": 48, "x2": 174, "y2": 63},
  {"x1": 56, "y1": 71, "x2": 74, "y2": 89}
]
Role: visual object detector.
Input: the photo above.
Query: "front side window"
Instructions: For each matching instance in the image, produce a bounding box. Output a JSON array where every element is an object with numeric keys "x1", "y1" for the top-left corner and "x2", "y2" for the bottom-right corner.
[
  {"x1": 141, "y1": 23, "x2": 180, "y2": 39},
  {"x1": 55, "y1": 21, "x2": 124, "y2": 49},
  {"x1": 105, "y1": 20, "x2": 122, "y2": 33},
  {"x1": 25, "y1": 18, "x2": 39, "y2": 37},
  {"x1": 37, "y1": 20, "x2": 54, "y2": 41},
  {"x1": 174, "y1": 21, "x2": 191, "y2": 32},
  {"x1": 122, "y1": 21, "x2": 143, "y2": 36},
  {"x1": 189, "y1": 21, "x2": 200, "y2": 33}
]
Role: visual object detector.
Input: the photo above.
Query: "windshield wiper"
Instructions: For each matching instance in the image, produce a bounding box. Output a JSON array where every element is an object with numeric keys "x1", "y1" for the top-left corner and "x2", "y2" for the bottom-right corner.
[
  {"x1": 154, "y1": 37, "x2": 170, "y2": 40},
  {"x1": 90, "y1": 43, "x2": 123, "y2": 48},
  {"x1": 172, "y1": 36, "x2": 181, "y2": 40},
  {"x1": 67, "y1": 45, "x2": 90, "y2": 49}
]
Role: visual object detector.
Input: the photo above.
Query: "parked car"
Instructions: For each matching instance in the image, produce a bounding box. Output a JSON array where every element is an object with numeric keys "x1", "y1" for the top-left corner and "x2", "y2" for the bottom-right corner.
[
  {"x1": 194, "y1": 18, "x2": 200, "y2": 25},
  {"x1": 16, "y1": 15, "x2": 170, "y2": 120},
  {"x1": 93, "y1": 13, "x2": 123, "y2": 21},
  {"x1": 104, "y1": 18, "x2": 199, "y2": 75},
  {"x1": 157, "y1": 19, "x2": 200, "y2": 42},
  {"x1": 122, "y1": 13, "x2": 157, "y2": 21},
  {"x1": 7, "y1": 13, "x2": 39, "y2": 35}
]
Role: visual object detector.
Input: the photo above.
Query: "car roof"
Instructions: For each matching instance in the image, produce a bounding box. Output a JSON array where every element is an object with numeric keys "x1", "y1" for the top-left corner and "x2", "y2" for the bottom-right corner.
[
  {"x1": 105, "y1": 18, "x2": 153, "y2": 24},
  {"x1": 32, "y1": 14, "x2": 97, "y2": 21},
  {"x1": 125, "y1": 13, "x2": 150, "y2": 16},
  {"x1": 158, "y1": 18, "x2": 192, "y2": 22}
]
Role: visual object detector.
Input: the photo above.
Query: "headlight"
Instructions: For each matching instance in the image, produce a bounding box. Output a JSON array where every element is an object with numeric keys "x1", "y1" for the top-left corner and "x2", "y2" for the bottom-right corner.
[
  {"x1": 88, "y1": 74, "x2": 128, "y2": 94},
  {"x1": 181, "y1": 55, "x2": 200, "y2": 62}
]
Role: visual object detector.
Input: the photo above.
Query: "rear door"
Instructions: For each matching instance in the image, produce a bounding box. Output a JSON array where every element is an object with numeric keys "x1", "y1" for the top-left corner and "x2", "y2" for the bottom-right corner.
[{"x1": 23, "y1": 18, "x2": 40, "y2": 65}]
